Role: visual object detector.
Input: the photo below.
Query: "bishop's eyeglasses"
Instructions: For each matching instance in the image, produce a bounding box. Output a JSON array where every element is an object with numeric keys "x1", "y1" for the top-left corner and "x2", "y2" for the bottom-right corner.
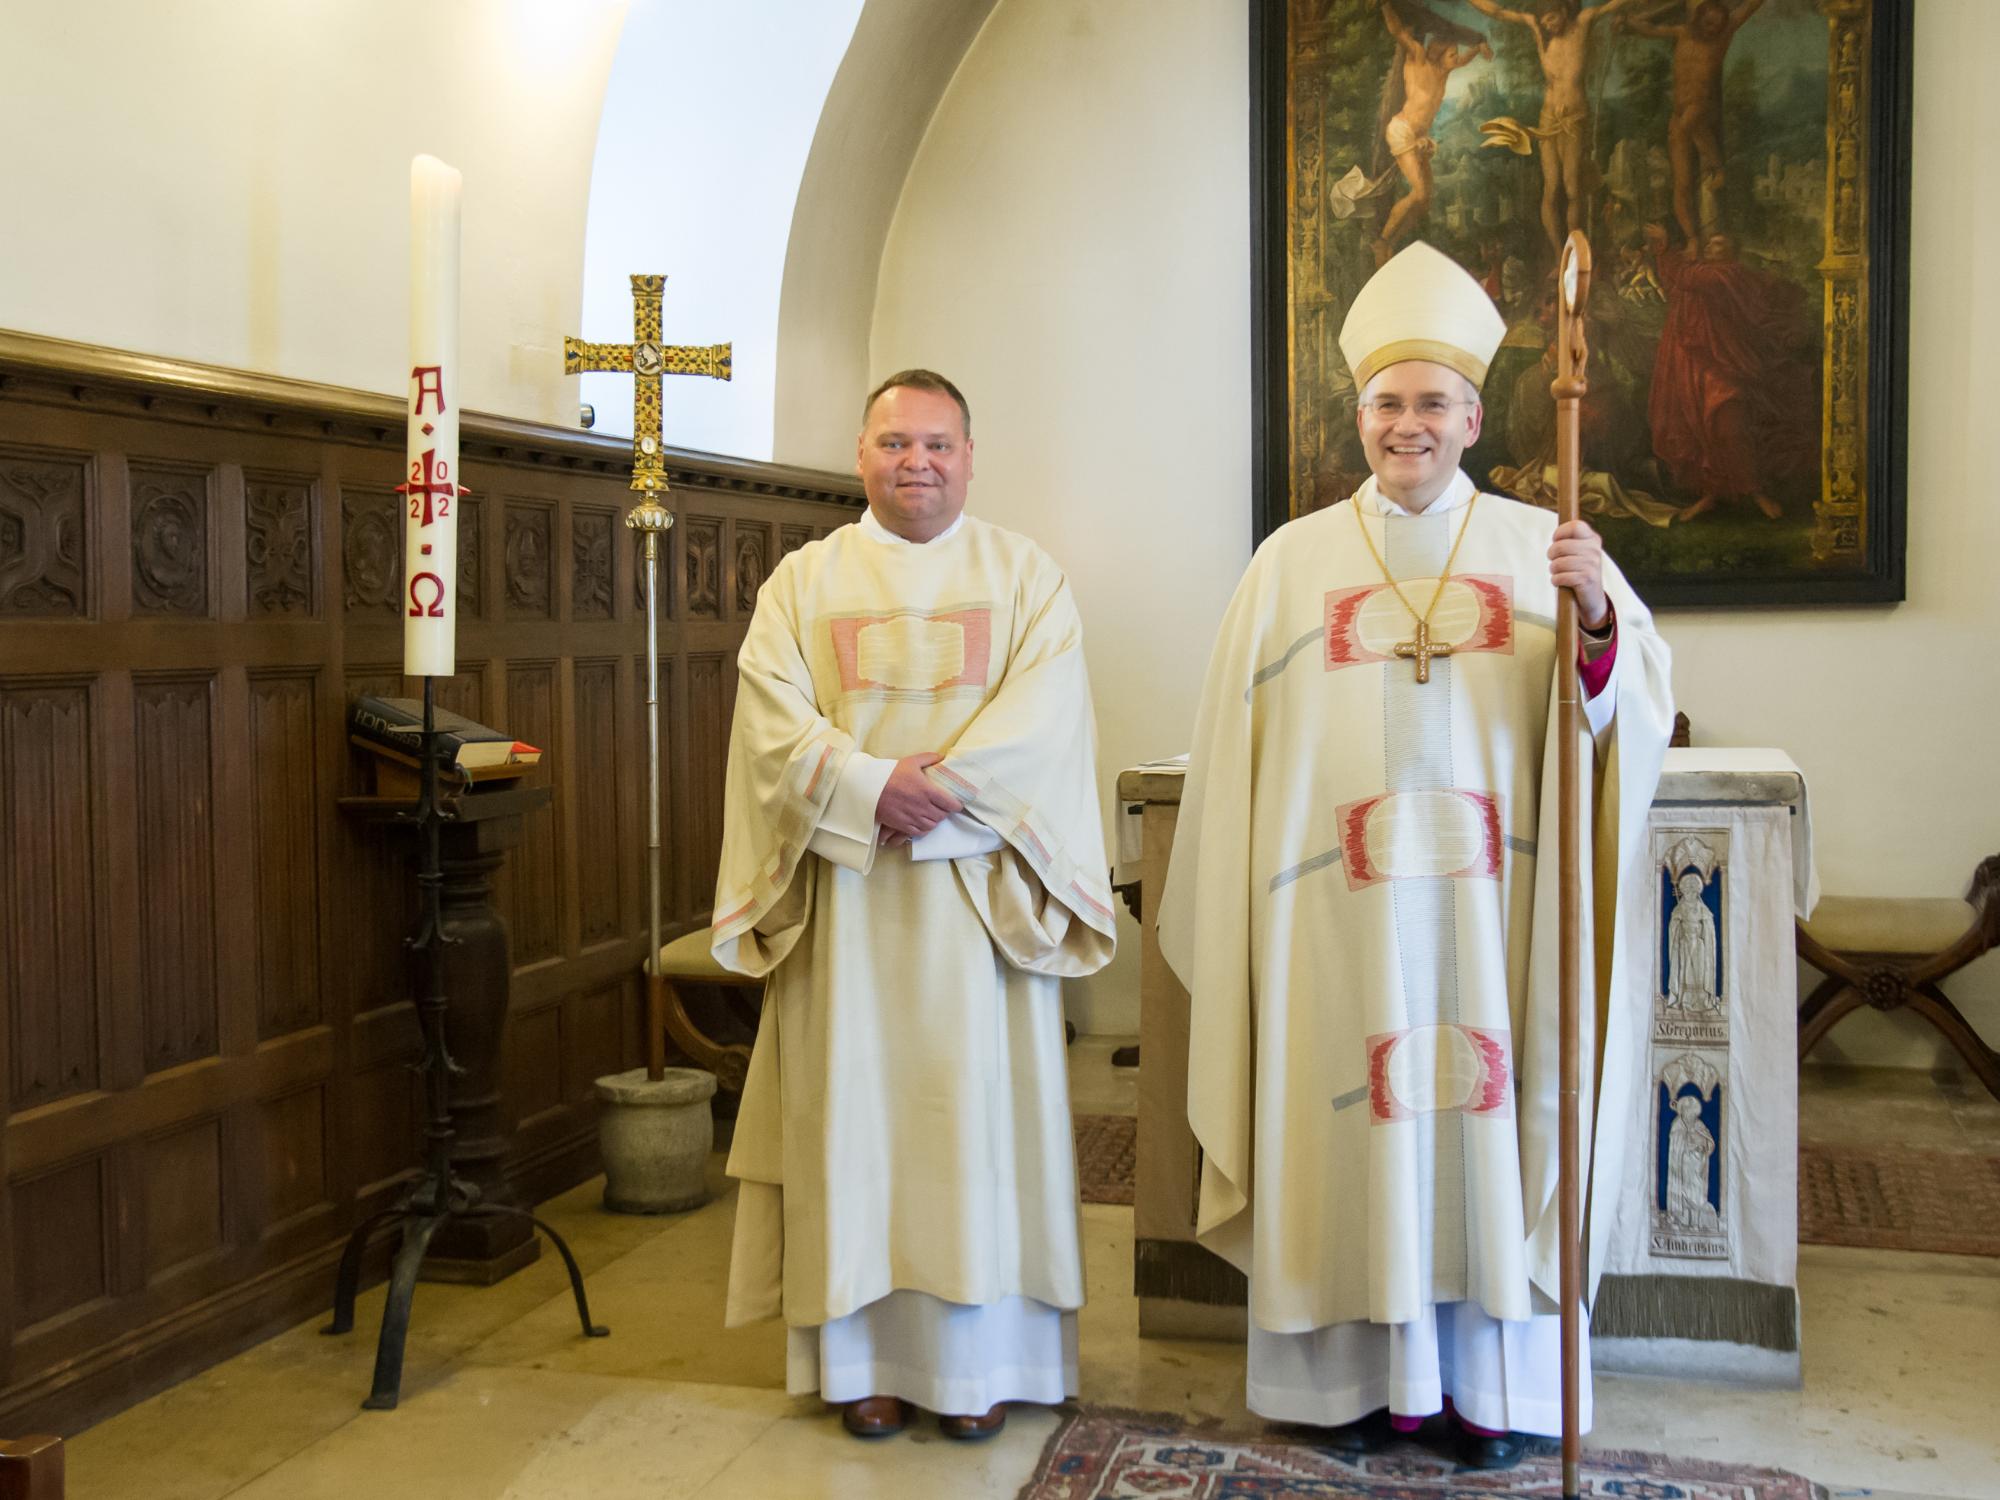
[{"x1": 1359, "y1": 396, "x2": 1476, "y2": 421}]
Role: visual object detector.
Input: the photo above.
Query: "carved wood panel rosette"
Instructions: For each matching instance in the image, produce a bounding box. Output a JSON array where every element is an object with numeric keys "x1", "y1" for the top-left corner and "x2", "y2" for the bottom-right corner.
[
  {"x1": 734, "y1": 523, "x2": 769, "y2": 618},
  {"x1": 1813, "y1": 1, "x2": 1870, "y2": 564},
  {"x1": 340, "y1": 489, "x2": 401, "y2": 615},
  {"x1": 504, "y1": 501, "x2": 554, "y2": 619},
  {"x1": 457, "y1": 496, "x2": 484, "y2": 619},
  {"x1": 244, "y1": 474, "x2": 317, "y2": 617},
  {"x1": 130, "y1": 465, "x2": 210, "y2": 617},
  {"x1": 685, "y1": 516, "x2": 722, "y2": 620},
  {"x1": 780, "y1": 524, "x2": 811, "y2": 560},
  {"x1": 0, "y1": 449, "x2": 87, "y2": 617},
  {"x1": 572, "y1": 508, "x2": 615, "y2": 621}
]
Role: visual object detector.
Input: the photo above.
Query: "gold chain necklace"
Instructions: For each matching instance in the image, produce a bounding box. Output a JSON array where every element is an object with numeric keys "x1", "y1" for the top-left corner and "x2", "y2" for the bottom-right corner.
[{"x1": 1351, "y1": 489, "x2": 1480, "y2": 683}]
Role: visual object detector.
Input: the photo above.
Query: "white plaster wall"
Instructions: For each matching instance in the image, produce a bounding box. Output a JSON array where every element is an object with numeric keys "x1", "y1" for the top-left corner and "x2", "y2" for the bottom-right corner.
[
  {"x1": 872, "y1": 0, "x2": 1253, "y2": 1036},
  {"x1": 876, "y1": 0, "x2": 1999, "y2": 1055},
  {"x1": 577, "y1": 0, "x2": 864, "y2": 459},
  {"x1": 0, "y1": 1, "x2": 626, "y2": 425}
]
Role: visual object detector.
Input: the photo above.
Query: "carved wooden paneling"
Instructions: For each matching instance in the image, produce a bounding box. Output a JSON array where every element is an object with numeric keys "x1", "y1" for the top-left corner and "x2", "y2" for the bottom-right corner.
[
  {"x1": 0, "y1": 333, "x2": 862, "y2": 1433},
  {"x1": 734, "y1": 522, "x2": 769, "y2": 618},
  {"x1": 3, "y1": 680, "x2": 99, "y2": 1109},
  {"x1": 349, "y1": 1054, "x2": 421, "y2": 1197},
  {"x1": 685, "y1": 516, "x2": 722, "y2": 619},
  {"x1": 12, "y1": 1158, "x2": 107, "y2": 1330},
  {"x1": 244, "y1": 473, "x2": 317, "y2": 617},
  {"x1": 504, "y1": 662, "x2": 559, "y2": 967},
  {"x1": 686, "y1": 653, "x2": 730, "y2": 903},
  {"x1": 457, "y1": 495, "x2": 484, "y2": 620},
  {"x1": 436, "y1": 666, "x2": 485, "y2": 726},
  {"x1": 567, "y1": 981, "x2": 625, "y2": 1102},
  {"x1": 248, "y1": 673, "x2": 321, "y2": 1037},
  {"x1": 130, "y1": 463, "x2": 210, "y2": 618},
  {"x1": 141, "y1": 1119, "x2": 225, "y2": 1279},
  {"x1": 505, "y1": 1003, "x2": 563, "y2": 1130},
  {"x1": 573, "y1": 660, "x2": 621, "y2": 947},
  {"x1": 779, "y1": 523, "x2": 812, "y2": 560},
  {"x1": 134, "y1": 676, "x2": 219, "y2": 1073},
  {"x1": 0, "y1": 448, "x2": 87, "y2": 619},
  {"x1": 572, "y1": 508, "x2": 614, "y2": 622},
  {"x1": 503, "y1": 501, "x2": 553, "y2": 619},
  {"x1": 260, "y1": 1086, "x2": 328, "y2": 1229},
  {"x1": 341, "y1": 488, "x2": 401, "y2": 615}
]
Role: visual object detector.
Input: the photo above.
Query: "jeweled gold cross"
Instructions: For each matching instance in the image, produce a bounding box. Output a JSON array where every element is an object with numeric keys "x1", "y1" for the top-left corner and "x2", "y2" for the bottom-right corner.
[
  {"x1": 564, "y1": 274, "x2": 731, "y2": 499},
  {"x1": 1394, "y1": 619, "x2": 1453, "y2": 684}
]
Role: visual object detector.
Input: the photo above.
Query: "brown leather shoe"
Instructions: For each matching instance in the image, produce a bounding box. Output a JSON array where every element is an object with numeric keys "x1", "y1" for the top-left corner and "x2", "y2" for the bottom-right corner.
[
  {"x1": 841, "y1": 1396, "x2": 907, "y2": 1437},
  {"x1": 938, "y1": 1403, "x2": 1007, "y2": 1440}
]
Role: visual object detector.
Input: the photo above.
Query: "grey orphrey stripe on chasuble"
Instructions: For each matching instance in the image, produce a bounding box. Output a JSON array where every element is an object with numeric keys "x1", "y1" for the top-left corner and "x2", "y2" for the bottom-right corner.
[{"x1": 1385, "y1": 508, "x2": 1471, "y2": 1302}]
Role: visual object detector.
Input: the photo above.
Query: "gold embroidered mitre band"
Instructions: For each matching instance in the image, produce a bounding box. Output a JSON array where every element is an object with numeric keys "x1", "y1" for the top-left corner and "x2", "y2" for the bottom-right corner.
[{"x1": 1339, "y1": 241, "x2": 1508, "y2": 392}]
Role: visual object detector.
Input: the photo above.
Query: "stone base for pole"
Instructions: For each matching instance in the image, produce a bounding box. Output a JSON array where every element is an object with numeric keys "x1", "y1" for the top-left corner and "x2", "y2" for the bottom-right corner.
[{"x1": 594, "y1": 1066, "x2": 718, "y2": 1213}]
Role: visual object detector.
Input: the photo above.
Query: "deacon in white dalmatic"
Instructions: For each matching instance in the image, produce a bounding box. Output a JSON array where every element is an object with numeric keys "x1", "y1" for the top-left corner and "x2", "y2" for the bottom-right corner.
[
  {"x1": 1160, "y1": 244, "x2": 1674, "y2": 1469},
  {"x1": 711, "y1": 369, "x2": 1115, "y2": 1441}
]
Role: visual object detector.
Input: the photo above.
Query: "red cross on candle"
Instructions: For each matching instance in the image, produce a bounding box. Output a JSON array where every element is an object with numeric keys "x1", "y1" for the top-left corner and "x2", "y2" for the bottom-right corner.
[{"x1": 397, "y1": 446, "x2": 469, "y2": 527}]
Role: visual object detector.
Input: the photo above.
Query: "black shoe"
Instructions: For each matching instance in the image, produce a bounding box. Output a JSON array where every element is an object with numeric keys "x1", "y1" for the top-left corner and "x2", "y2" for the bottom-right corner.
[
  {"x1": 1455, "y1": 1426, "x2": 1527, "y2": 1470},
  {"x1": 1319, "y1": 1407, "x2": 1396, "y2": 1454}
]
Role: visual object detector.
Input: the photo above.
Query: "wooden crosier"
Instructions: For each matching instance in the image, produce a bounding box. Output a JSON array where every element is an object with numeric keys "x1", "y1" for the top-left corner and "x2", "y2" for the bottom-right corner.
[{"x1": 1553, "y1": 229, "x2": 1592, "y2": 1500}]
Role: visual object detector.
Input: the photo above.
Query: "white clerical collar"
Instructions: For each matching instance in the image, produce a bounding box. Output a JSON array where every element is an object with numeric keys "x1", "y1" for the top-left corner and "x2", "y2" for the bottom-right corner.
[
  {"x1": 1356, "y1": 469, "x2": 1476, "y2": 518},
  {"x1": 858, "y1": 507, "x2": 966, "y2": 546}
]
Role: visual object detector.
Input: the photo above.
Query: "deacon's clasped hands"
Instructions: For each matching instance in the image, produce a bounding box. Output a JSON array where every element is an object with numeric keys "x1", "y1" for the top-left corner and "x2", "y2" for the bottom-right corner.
[{"x1": 876, "y1": 750, "x2": 964, "y2": 849}]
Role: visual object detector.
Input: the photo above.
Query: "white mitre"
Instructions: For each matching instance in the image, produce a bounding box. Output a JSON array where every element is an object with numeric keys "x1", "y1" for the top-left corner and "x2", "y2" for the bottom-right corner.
[{"x1": 1339, "y1": 241, "x2": 1508, "y2": 392}]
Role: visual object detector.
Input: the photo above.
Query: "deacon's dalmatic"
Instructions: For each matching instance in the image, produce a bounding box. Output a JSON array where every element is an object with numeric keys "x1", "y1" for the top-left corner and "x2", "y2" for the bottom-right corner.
[
  {"x1": 712, "y1": 517, "x2": 1115, "y2": 1334},
  {"x1": 1160, "y1": 242, "x2": 1674, "y2": 1437}
]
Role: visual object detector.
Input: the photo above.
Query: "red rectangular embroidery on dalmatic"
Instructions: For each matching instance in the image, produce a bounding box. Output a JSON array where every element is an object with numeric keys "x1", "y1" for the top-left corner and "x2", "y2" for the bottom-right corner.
[
  {"x1": 1324, "y1": 573, "x2": 1514, "y2": 671},
  {"x1": 827, "y1": 607, "x2": 993, "y2": 696}
]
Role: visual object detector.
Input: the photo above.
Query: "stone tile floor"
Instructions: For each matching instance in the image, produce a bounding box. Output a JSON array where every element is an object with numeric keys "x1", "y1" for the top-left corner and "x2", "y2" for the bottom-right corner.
[{"x1": 65, "y1": 1055, "x2": 1999, "y2": 1500}]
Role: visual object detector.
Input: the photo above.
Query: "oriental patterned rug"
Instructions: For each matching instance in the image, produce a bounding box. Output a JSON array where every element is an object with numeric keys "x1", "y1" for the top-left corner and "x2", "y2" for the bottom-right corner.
[
  {"x1": 1016, "y1": 1406, "x2": 1827, "y2": 1499},
  {"x1": 1798, "y1": 1141, "x2": 2000, "y2": 1257},
  {"x1": 1074, "y1": 1113, "x2": 1136, "y2": 1206}
]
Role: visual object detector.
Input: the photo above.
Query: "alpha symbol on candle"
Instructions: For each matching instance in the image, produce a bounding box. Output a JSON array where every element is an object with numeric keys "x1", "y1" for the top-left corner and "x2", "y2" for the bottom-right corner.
[
  {"x1": 398, "y1": 447, "x2": 462, "y2": 526},
  {"x1": 409, "y1": 572, "x2": 447, "y2": 619},
  {"x1": 411, "y1": 365, "x2": 448, "y2": 415}
]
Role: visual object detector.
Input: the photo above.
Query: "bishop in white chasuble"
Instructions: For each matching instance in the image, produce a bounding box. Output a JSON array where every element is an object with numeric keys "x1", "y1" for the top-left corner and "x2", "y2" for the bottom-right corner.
[
  {"x1": 1159, "y1": 245, "x2": 1674, "y2": 1462},
  {"x1": 709, "y1": 372, "x2": 1115, "y2": 1436}
]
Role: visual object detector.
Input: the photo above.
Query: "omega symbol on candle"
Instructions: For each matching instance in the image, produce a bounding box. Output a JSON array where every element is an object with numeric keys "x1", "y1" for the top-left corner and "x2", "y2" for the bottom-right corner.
[{"x1": 409, "y1": 573, "x2": 447, "y2": 618}]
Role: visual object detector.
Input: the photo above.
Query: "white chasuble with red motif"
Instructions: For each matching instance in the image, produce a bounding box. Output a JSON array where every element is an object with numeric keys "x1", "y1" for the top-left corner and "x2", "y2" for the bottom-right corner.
[
  {"x1": 711, "y1": 516, "x2": 1115, "y2": 1330},
  {"x1": 1160, "y1": 471, "x2": 1674, "y2": 1334}
]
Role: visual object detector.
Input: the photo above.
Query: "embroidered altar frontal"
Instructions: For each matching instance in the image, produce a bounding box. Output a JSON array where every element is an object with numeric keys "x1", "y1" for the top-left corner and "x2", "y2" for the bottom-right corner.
[{"x1": 1595, "y1": 753, "x2": 1817, "y2": 1384}]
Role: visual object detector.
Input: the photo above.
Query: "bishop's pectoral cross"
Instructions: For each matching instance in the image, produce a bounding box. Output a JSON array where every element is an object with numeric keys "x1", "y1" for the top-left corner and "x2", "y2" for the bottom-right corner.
[
  {"x1": 563, "y1": 273, "x2": 732, "y2": 503},
  {"x1": 1394, "y1": 620, "x2": 1453, "y2": 684}
]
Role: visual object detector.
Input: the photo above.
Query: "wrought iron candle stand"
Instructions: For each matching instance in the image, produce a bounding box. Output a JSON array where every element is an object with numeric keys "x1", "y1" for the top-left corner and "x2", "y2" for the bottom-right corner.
[{"x1": 323, "y1": 678, "x2": 608, "y2": 1410}]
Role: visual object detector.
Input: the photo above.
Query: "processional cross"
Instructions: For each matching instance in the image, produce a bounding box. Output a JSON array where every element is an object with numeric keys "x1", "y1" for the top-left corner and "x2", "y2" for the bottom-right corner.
[
  {"x1": 563, "y1": 274, "x2": 730, "y2": 1085},
  {"x1": 564, "y1": 273, "x2": 733, "y2": 502},
  {"x1": 1393, "y1": 620, "x2": 1453, "y2": 684}
]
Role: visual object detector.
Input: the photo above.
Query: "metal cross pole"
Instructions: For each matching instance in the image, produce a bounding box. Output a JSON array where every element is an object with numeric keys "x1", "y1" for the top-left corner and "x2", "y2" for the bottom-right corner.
[
  {"x1": 1552, "y1": 228, "x2": 1594, "y2": 1500},
  {"x1": 564, "y1": 274, "x2": 731, "y2": 1081}
]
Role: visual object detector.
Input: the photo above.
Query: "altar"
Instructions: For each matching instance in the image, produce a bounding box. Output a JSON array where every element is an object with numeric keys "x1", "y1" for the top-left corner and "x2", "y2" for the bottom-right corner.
[{"x1": 1115, "y1": 748, "x2": 1817, "y2": 1385}]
